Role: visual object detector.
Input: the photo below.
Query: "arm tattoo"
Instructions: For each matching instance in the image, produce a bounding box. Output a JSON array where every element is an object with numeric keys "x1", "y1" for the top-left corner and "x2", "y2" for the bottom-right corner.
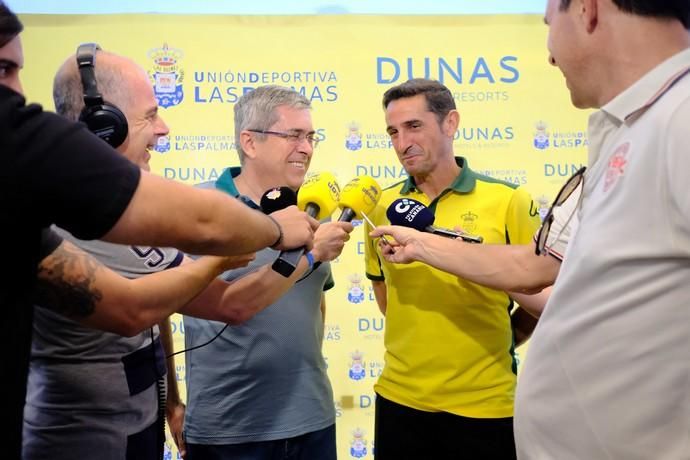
[{"x1": 34, "y1": 242, "x2": 104, "y2": 319}]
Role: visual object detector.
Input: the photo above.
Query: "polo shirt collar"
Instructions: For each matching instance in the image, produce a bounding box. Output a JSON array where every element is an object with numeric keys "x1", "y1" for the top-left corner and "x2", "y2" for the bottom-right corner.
[
  {"x1": 603, "y1": 48, "x2": 690, "y2": 124},
  {"x1": 399, "y1": 156, "x2": 476, "y2": 194},
  {"x1": 215, "y1": 166, "x2": 260, "y2": 209},
  {"x1": 215, "y1": 167, "x2": 242, "y2": 197}
]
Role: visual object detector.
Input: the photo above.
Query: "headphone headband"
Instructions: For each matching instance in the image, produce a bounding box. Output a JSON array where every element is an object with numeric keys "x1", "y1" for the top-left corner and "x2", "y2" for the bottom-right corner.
[
  {"x1": 76, "y1": 43, "x2": 103, "y2": 107},
  {"x1": 76, "y1": 42, "x2": 129, "y2": 148}
]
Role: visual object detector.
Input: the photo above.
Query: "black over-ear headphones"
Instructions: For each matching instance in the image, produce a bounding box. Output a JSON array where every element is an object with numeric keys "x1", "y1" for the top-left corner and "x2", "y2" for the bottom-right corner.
[{"x1": 76, "y1": 43, "x2": 128, "y2": 148}]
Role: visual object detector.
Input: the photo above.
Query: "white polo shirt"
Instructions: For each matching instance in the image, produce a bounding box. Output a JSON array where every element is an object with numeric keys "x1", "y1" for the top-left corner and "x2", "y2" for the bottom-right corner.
[{"x1": 516, "y1": 48, "x2": 690, "y2": 460}]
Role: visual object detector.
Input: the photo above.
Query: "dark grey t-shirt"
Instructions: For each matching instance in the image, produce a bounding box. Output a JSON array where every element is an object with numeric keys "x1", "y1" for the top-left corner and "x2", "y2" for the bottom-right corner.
[{"x1": 23, "y1": 228, "x2": 182, "y2": 459}]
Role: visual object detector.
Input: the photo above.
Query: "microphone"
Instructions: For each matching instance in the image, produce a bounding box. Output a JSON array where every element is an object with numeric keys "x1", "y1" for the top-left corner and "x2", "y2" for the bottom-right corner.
[
  {"x1": 337, "y1": 176, "x2": 382, "y2": 222},
  {"x1": 260, "y1": 186, "x2": 297, "y2": 214},
  {"x1": 296, "y1": 172, "x2": 341, "y2": 220},
  {"x1": 272, "y1": 172, "x2": 341, "y2": 277},
  {"x1": 386, "y1": 198, "x2": 483, "y2": 244}
]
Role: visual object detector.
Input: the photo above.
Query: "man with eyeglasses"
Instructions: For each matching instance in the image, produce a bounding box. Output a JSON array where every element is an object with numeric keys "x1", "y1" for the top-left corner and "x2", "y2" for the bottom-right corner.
[
  {"x1": 374, "y1": 1, "x2": 690, "y2": 458},
  {"x1": 182, "y1": 85, "x2": 353, "y2": 460}
]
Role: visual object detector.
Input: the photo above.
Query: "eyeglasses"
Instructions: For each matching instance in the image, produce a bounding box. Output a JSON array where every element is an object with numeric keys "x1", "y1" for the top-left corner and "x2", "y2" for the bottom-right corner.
[
  {"x1": 535, "y1": 166, "x2": 586, "y2": 256},
  {"x1": 247, "y1": 129, "x2": 320, "y2": 148}
]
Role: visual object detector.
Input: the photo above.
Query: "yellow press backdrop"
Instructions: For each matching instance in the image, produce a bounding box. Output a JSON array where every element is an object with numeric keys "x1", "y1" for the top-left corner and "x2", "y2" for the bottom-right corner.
[{"x1": 20, "y1": 14, "x2": 588, "y2": 459}]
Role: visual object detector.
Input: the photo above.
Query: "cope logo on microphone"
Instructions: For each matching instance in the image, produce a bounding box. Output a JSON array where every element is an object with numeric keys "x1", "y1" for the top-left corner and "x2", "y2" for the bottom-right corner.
[
  {"x1": 301, "y1": 174, "x2": 320, "y2": 188},
  {"x1": 343, "y1": 178, "x2": 381, "y2": 208},
  {"x1": 393, "y1": 198, "x2": 425, "y2": 222},
  {"x1": 363, "y1": 186, "x2": 380, "y2": 206}
]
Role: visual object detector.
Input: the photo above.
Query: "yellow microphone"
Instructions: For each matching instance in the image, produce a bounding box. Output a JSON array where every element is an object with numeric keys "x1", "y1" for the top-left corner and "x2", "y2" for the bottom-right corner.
[
  {"x1": 296, "y1": 171, "x2": 340, "y2": 220},
  {"x1": 337, "y1": 176, "x2": 382, "y2": 222},
  {"x1": 272, "y1": 172, "x2": 340, "y2": 277}
]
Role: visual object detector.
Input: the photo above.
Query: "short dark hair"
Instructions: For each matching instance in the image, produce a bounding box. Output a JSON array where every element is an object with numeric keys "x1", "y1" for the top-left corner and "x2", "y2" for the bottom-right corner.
[
  {"x1": 382, "y1": 78, "x2": 456, "y2": 125},
  {"x1": 560, "y1": 0, "x2": 690, "y2": 28},
  {"x1": 0, "y1": 1, "x2": 23, "y2": 48}
]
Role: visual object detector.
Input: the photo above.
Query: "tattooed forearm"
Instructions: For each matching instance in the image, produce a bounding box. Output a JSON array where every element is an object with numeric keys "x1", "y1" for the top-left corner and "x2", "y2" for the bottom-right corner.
[{"x1": 34, "y1": 242, "x2": 103, "y2": 319}]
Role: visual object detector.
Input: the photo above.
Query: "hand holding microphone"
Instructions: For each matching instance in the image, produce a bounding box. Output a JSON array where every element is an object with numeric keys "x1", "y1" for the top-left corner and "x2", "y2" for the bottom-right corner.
[
  {"x1": 271, "y1": 173, "x2": 341, "y2": 277},
  {"x1": 368, "y1": 224, "x2": 435, "y2": 264},
  {"x1": 259, "y1": 186, "x2": 319, "y2": 252},
  {"x1": 386, "y1": 198, "x2": 483, "y2": 243},
  {"x1": 369, "y1": 198, "x2": 481, "y2": 265},
  {"x1": 305, "y1": 175, "x2": 383, "y2": 264}
]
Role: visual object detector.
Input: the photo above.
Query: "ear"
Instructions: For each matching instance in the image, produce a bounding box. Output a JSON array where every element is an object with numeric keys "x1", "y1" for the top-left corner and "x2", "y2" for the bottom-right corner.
[
  {"x1": 443, "y1": 110, "x2": 460, "y2": 137},
  {"x1": 580, "y1": 0, "x2": 598, "y2": 33},
  {"x1": 240, "y1": 131, "x2": 258, "y2": 160}
]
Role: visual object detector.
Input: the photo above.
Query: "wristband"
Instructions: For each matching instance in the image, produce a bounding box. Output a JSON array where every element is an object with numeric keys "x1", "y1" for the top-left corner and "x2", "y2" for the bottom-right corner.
[
  {"x1": 295, "y1": 252, "x2": 319, "y2": 283},
  {"x1": 267, "y1": 215, "x2": 283, "y2": 249}
]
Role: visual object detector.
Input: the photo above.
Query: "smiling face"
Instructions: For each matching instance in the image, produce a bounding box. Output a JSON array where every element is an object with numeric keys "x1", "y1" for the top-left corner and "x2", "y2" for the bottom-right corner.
[
  {"x1": 385, "y1": 94, "x2": 457, "y2": 178},
  {"x1": 115, "y1": 65, "x2": 169, "y2": 171},
  {"x1": 251, "y1": 105, "x2": 315, "y2": 190}
]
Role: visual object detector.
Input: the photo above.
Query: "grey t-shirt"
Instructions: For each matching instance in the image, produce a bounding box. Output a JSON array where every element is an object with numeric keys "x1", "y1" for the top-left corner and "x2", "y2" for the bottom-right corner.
[{"x1": 23, "y1": 227, "x2": 182, "y2": 459}]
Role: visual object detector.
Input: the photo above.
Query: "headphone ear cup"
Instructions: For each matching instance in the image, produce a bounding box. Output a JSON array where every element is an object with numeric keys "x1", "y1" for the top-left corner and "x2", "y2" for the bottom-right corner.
[{"x1": 79, "y1": 103, "x2": 129, "y2": 148}]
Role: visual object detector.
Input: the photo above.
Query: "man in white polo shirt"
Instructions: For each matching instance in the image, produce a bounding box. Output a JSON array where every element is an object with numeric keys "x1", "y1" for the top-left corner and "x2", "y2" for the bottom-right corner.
[
  {"x1": 514, "y1": 1, "x2": 690, "y2": 458},
  {"x1": 369, "y1": 2, "x2": 689, "y2": 456}
]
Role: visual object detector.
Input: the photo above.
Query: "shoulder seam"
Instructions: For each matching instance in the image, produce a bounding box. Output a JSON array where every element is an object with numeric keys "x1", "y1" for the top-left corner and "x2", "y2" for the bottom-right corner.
[{"x1": 473, "y1": 173, "x2": 519, "y2": 190}]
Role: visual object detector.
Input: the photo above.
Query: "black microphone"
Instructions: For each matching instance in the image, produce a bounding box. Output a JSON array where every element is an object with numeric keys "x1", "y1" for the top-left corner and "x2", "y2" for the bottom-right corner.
[
  {"x1": 260, "y1": 187, "x2": 306, "y2": 277},
  {"x1": 386, "y1": 198, "x2": 483, "y2": 243},
  {"x1": 271, "y1": 204, "x2": 318, "y2": 277},
  {"x1": 260, "y1": 187, "x2": 297, "y2": 214}
]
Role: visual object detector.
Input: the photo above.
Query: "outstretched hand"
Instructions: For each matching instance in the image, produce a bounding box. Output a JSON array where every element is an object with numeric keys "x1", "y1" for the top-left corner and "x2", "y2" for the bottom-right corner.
[
  {"x1": 218, "y1": 252, "x2": 256, "y2": 271},
  {"x1": 369, "y1": 225, "x2": 431, "y2": 264}
]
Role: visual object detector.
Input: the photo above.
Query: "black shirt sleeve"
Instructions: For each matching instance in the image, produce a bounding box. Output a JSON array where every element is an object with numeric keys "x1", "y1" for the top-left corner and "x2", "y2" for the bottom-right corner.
[
  {"x1": 1, "y1": 86, "x2": 141, "y2": 240},
  {"x1": 1, "y1": 86, "x2": 142, "y2": 460}
]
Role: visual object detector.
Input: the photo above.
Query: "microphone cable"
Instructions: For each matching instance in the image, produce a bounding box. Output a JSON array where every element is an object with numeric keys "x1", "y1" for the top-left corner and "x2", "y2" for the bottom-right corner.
[
  {"x1": 165, "y1": 322, "x2": 229, "y2": 359},
  {"x1": 148, "y1": 327, "x2": 166, "y2": 460}
]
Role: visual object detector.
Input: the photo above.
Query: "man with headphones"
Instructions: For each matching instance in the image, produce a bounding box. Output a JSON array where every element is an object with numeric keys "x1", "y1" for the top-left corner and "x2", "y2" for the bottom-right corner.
[
  {"x1": 21, "y1": 44, "x2": 296, "y2": 460},
  {"x1": 1, "y1": 4, "x2": 318, "y2": 457},
  {"x1": 23, "y1": 44, "x2": 179, "y2": 460}
]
